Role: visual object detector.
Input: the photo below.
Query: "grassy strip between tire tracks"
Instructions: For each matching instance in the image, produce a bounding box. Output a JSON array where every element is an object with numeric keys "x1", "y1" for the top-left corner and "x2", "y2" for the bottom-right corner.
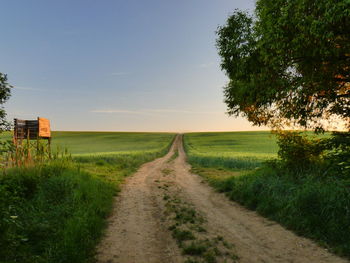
[{"x1": 159, "y1": 167, "x2": 239, "y2": 263}]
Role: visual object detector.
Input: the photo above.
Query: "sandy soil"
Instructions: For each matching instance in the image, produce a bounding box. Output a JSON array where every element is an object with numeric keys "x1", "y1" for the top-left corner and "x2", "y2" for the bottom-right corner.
[{"x1": 96, "y1": 134, "x2": 348, "y2": 263}]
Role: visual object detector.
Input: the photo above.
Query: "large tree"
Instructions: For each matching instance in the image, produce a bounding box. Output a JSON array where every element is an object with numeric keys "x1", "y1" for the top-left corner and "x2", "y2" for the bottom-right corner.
[
  {"x1": 216, "y1": 0, "x2": 350, "y2": 131},
  {"x1": 0, "y1": 73, "x2": 12, "y2": 130}
]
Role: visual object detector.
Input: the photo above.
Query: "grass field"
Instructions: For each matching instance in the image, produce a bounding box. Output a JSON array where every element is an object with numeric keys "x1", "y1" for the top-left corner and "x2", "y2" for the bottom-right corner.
[
  {"x1": 0, "y1": 131, "x2": 175, "y2": 155},
  {"x1": 184, "y1": 131, "x2": 278, "y2": 169},
  {"x1": 0, "y1": 132, "x2": 175, "y2": 263},
  {"x1": 185, "y1": 131, "x2": 278, "y2": 159},
  {"x1": 51, "y1": 131, "x2": 175, "y2": 155}
]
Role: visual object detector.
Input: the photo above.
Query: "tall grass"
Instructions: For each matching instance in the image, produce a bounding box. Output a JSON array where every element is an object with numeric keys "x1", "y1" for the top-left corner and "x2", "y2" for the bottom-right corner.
[
  {"x1": 202, "y1": 166, "x2": 350, "y2": 257},
  {"x1": 186, "y1": 154, "x2": 262, "y2": 170},
  {"x1": 0, "y1": 160, "x2": 115, "y2": 263},
  {"x1": 0, "y1": 139, "x2": 57, "y2": 169}
]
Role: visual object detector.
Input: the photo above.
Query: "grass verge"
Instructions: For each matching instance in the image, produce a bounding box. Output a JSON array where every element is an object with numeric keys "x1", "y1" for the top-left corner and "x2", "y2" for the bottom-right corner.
[
  {"x1": 192, "y1": 164, "x2": 350, "y2": 259},
  {"x1": 0, "y1": 160, "x2": 114, "y2": 263}
]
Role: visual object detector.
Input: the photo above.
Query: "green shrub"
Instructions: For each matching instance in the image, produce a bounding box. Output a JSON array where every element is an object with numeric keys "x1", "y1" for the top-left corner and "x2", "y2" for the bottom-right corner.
[
  {"x1": 276, "y1": 131, "x2": 326, "y2": 169},
  {"x1": 324, "y1": 132, "x2": 350, "y2": 177}
]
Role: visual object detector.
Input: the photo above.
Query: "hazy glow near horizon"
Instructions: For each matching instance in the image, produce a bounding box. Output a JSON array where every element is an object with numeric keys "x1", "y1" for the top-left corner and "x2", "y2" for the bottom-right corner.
[{"x1": 1, "y1": 0, "x2": 266, "y2": 132}]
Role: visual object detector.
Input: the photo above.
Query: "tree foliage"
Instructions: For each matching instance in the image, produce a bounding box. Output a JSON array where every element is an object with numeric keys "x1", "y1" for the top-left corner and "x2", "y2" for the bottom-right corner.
[
  {"x1": 216, "y1": 0, "x2": 350, "y2": 131},
  {"x1": 0, "y1": 73, "x2": 12, "y2": 130}
]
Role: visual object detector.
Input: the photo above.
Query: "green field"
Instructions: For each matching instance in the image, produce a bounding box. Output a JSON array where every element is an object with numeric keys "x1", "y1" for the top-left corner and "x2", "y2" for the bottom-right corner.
[
  {"x1": 51, "y1": 131, "x2": 175, "y2": 155},
  {"x1": 0, "y1": 132, "x2": 175, "y2": 263},
  {"x1": 184, "y1": 131, "x2": 278, "y2": 169},
  {"x1": 1, "y1": 131, "x2": 175, "y2": 156},
  {"x1": 185, "y1": 131, "x2": 278, "y2": 159}
]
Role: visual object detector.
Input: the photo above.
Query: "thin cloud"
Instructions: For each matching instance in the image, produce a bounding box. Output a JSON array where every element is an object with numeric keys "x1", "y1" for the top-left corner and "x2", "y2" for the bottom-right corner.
[
  {"x1": 92, "y1": 109, "x2": 141, "y2": 114},
  {"x1": 147, "y1": 109, "x2": 220, "y2": 114},
  {"x1": 91, "y1": 109, "x2": 155, "y2": 116},
  {"x1": 147, "y1": 109, "x2": 194, "y2": 113},
  {"x1": 91, "y1": 108, "x2": 221, "y2": 115}
]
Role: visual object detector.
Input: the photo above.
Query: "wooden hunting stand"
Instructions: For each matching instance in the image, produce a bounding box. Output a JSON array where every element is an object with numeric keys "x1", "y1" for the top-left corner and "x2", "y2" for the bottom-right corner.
[{"x1": 13, "y1": 117, "x2": 52, "y2": 159}]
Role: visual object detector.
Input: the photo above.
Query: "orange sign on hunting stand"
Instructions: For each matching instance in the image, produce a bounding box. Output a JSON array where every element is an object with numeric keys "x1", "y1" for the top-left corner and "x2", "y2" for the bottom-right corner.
[{"x1": 38, "y1": 117, "x2": 51, "y2": 138}]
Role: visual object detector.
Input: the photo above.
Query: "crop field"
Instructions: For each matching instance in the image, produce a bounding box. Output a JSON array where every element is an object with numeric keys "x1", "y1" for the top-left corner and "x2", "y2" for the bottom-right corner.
[
  {"x1": 0, "y1": 131, "x2": 175, "y2": 156},
  {"x1": 185, "y1": 131, "x2": 279, "y2": 159},
  {"x1": 184, "y1": 131, "x2": 331, "y2": 170},
  {"x1": 51, "y1": 131, "x2": 175, "y2": 155},
  {"x1": 184, "y1": 131, "x2": 279, "y2": 169}
]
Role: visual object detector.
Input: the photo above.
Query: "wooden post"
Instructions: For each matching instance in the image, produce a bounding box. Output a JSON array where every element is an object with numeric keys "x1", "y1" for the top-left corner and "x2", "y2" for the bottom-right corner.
[
  {"x1": 13, "y1": 119, "x2": 17, "y2": 167},
  {"x1": 27, "y1": 129, "x2": 30, "y2": 165},
  {"x1": 48, "y1": 137, "x2": 52, "y2": 159}
]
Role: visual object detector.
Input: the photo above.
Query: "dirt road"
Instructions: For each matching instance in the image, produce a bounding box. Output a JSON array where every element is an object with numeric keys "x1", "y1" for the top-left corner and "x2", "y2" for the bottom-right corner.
[{"x1": 96, "y1": 134, "x2": 347, "y2": 263}]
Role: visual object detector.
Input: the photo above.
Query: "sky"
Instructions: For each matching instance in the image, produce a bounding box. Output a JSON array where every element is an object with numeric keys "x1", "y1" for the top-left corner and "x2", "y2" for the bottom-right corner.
[{"x1": 0, "y1": 0, "x2": 267, "y2": 132}]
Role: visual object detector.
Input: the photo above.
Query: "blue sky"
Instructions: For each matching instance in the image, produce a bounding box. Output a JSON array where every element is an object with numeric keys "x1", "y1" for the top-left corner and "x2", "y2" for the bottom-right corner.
[{"x1": 0, "y1": 0, "x2": 266, "y2": 132}]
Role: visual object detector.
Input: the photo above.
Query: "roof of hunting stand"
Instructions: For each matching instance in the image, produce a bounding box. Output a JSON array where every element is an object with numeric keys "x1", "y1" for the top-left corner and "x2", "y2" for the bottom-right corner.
[{"x1": 14, "y1": 117, "x2": 51, "y2": 140}]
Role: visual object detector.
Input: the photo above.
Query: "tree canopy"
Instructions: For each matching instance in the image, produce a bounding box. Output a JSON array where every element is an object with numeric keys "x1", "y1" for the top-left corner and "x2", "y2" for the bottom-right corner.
[
  {"x1": 216, "y1": 0, "x2": 350, "y2": 131},
  {"x1": 0, "y1": 73, "x2": 12, "y2": 130}
]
